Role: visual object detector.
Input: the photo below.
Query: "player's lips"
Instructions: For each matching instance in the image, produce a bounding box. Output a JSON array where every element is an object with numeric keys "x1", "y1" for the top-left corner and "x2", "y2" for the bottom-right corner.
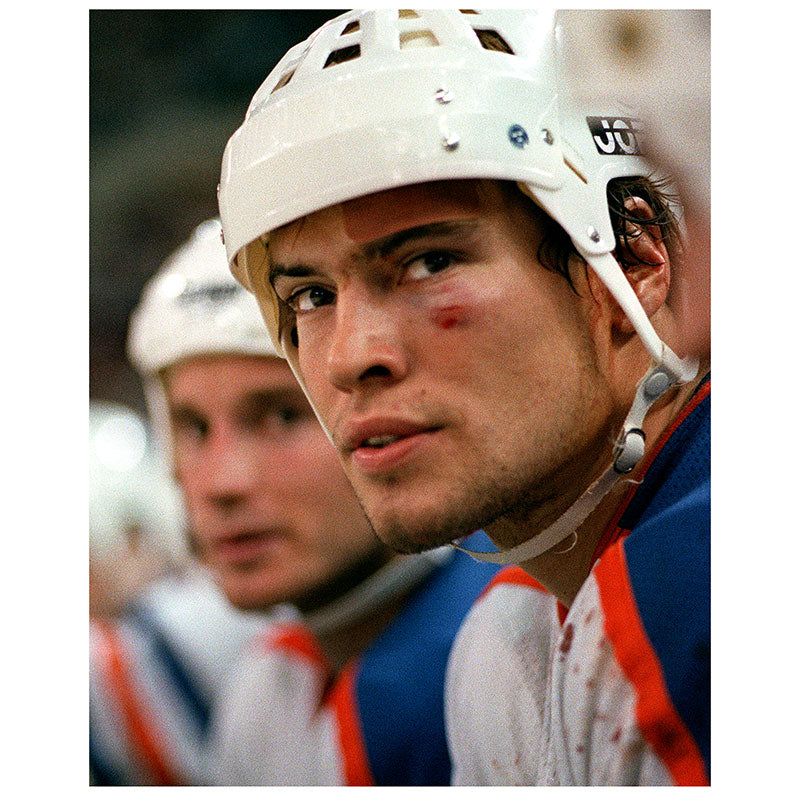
[
  {"x1": 209, "y1": 528, "x2": 287, "y2": 565},
  {"x1": 340, "y1": 417, "x2": 443, "y2": 474}
]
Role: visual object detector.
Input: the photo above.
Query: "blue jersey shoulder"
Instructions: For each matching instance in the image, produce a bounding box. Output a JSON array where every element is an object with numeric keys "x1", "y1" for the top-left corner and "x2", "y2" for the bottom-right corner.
[
  {"x1": 620, "y1": 387, "x2": 710, "y2": 774},
  {"x1": 355, "y1": 550, "x2": 499, "y2": 785}
]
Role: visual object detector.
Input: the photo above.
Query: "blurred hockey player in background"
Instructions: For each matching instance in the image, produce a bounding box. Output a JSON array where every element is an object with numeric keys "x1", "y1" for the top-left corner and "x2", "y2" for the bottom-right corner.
[
  {"x1": 89, "y1": 400, "x2": 265, "y2": 785},
  {"x1": 126, "y1": 219, "x2": 499, "y2": 784}
]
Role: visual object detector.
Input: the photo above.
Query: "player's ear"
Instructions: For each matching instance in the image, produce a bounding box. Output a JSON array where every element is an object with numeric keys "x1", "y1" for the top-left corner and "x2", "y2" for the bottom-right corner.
[{"x1": 609, "y1": 196, "x2": 671, "y2": 333}]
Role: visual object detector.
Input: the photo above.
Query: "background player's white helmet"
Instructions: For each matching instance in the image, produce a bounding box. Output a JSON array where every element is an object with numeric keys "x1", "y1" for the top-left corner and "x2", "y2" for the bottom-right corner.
[
  {"x1": 89, "y1": 400, "x2": 187, "y2": 616},
  {"x1": 127, "y1": 218, "x2": 279, "y2": 455},
  {"x1": 218, "y1": 7, "x2": 694, "y2": 384}
]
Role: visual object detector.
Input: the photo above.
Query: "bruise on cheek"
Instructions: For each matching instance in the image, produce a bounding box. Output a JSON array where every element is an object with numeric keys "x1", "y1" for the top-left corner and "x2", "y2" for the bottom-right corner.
[
  {"x1": 341, "y1": 180, "x2": 482, "y2": 243},
  {"x1": 432, "y1": 304, "x2": 468, "y2": 330},
  {"x1": 429, "y1": 285, "x2": 480, "y2": 330}
]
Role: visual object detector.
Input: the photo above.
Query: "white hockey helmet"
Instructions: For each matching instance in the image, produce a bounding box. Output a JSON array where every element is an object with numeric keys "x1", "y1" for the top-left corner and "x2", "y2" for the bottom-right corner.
[
  {"x1": 218, "y1": 8, "x2": 694, "y2": 387},
  {"x1": 127, "y1": 218, "x2": 280, "y2": 455},
  {"x1": 89, "y1": 400, "x2": 187, "y2": 615}
]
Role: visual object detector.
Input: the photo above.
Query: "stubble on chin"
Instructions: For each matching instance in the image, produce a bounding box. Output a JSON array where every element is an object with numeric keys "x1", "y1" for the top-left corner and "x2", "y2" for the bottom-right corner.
[
  {"x1": 359, "y1": 460, "x2": 572, "y2": 555},
  {"x1": 361, "y1": 486, "x2": 509, "y2": 555}
]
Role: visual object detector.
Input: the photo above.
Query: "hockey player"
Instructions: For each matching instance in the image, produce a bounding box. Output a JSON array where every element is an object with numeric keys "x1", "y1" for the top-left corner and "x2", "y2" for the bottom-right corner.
[
  {"x1": 126, "y1": 219, "x2": 499, "y2": 785},
  {"x1": 216, "y1": 9, "x2": 710, "y2": 786},
  {"x1": 89, "y1": 400, "x2": 264, "y2": 785}
]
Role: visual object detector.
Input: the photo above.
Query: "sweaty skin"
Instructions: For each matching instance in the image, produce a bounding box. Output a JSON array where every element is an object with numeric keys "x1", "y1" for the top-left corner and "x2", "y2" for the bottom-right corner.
[{"x1": 340, "y1": 181, "x2": 483, "y2": 244}]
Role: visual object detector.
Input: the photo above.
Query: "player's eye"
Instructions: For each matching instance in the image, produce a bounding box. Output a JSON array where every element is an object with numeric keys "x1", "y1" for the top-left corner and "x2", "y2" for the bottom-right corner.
[
  {"x1": 171, "y1": 412, "x2": 209, "y2": 442},
  {"x1": 285, "y1": 285, "x2": 335, "y2": 312},
  {"x1": 274, "y1": 405, "x2": 304, "y2": 426},
  {"x1": 404, "y1": 250, "x2": 456, "y2": 282}
]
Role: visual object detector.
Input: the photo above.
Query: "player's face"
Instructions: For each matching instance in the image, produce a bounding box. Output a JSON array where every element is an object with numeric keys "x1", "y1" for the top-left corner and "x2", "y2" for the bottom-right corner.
[
  {"x1": 164, "y1": 355, "x2": 384, "y2": 611},
  {"x1": 266, "y1": 180, "x2": 620, "y2": 554}
]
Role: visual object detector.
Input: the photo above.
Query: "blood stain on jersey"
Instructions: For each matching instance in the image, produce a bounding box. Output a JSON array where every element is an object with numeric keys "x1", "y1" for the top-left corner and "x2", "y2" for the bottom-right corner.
[{"x1": 559, "y1": 622, "x2": 575, "y2": 657}]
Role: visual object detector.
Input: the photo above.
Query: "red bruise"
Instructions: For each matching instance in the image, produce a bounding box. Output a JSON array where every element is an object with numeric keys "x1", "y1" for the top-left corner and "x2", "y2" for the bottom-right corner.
[{"x1": 432, "y1": 305, "x2": 466, "y2": 329}]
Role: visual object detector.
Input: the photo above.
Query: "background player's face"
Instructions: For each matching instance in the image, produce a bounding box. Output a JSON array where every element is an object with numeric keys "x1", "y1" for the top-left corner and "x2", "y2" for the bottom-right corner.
[
  {"x1": 267, "y1": 180, "x2": 620, "y2": 554},
  {"x1": 164, "y1": 355, "x2": 385, "y2": 611}
]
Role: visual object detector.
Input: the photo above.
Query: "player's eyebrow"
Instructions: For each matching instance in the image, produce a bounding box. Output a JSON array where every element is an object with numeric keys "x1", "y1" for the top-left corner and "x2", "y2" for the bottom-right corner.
[
  {"x1": 233, "y1": 387, "x2": 308, "y2": 416},
  {"x1": 367, "y1": 219, "x2": 480, "y2": 259},
  {"x1": 269, "y1": 263, "x2": 316, "y2": 283},
  {"x1": 269, "y1": 219, "x2": 480, "y2": 283}
]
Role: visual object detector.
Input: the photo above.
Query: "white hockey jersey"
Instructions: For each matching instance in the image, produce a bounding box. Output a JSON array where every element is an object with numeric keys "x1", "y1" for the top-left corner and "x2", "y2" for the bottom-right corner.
[
  {"x1": 89, "y1": 569, "x2": 269, "y2": 785},
  {"x1": 445, "y1": 380, "x2": 710, "y2": 786}
]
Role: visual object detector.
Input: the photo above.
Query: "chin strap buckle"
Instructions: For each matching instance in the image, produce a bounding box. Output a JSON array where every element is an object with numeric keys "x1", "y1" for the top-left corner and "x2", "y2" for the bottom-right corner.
[
  {"x1": 613, "y1": 350, "x2": 698, "y2": 474},
  {"x1": 453, "y1": 350, "x2": 699, "y2": 566}
]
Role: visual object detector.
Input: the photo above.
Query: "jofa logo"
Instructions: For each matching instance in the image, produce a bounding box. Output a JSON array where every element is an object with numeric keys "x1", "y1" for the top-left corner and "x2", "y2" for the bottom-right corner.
[{"x1": 587, "y1": 117, "x2": 643, "y2": 156}]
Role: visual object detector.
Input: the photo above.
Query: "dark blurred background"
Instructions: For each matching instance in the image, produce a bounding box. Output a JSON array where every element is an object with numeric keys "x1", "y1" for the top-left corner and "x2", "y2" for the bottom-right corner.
[{"x1": 90, "y1": 9, "x2": 345, "y2": 414}]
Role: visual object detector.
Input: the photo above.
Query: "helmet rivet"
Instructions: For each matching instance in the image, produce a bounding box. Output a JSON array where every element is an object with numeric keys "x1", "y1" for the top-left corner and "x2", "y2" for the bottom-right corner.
[
  {"x1": 508, "y1": 124, "x2": 529, "y2": 149},
  {"x1": 442, "y1": 133, "x2": 460, "y2": 151},
  {"x1": 588, "y1": 226, "x2": 601, "y2": 243},
  {"x1": 541, "y1": 128, "x2": 554, "y2": 145},
  {"x1": 434, "y1": 88, "x2": 454, "y2": 104}
]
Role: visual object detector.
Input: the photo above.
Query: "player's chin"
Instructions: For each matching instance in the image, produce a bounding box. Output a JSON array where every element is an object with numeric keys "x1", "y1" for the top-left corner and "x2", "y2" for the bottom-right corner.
[
  {"x1": 372, "y1": 512, "x2": 460, "y2": 555},
  {"x1": 216, "y1": 565, "x2": 287, "y2": 612}
]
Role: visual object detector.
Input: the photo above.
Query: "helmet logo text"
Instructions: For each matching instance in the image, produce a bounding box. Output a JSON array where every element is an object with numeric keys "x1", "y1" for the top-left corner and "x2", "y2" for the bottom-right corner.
[
  {"x1": 177, "y1": 283, "x2": 241, "y2": 306},
  {"x1": 587, "y1": 117, "x2": 642, "y2": 156}
]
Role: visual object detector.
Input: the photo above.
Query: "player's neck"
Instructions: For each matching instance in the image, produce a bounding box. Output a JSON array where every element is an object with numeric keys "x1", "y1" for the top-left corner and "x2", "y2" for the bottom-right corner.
[
  {"x1": 510, "y1": 370, "x2": 707, "y2": 608},
  {"x1": 315, "y1": 593, "x2": 407, "y2": 674}
]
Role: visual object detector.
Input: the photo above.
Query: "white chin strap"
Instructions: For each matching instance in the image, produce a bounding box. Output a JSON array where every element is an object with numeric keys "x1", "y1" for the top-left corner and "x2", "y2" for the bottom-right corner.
[
  {"x1": 454, "y1": 252, "x2": 698, "y2": 566},
  {"x1": 302, "y1": 548, "x2": 451, "y2": 636}
]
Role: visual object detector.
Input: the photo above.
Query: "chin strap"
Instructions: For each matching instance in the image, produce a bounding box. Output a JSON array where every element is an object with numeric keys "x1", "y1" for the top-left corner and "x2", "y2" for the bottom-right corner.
[
  {"x1": 452, "y1": 350, "x2": 698, "y2": 566},
  {"x1": 302, "y1": 547, "x2": 451, "y2": 636}
]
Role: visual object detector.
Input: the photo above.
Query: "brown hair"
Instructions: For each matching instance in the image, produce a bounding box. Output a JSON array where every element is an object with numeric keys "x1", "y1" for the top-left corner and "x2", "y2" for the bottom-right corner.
[{"x1": 534, "y1": 175, "x2": 684, "y2": 293}]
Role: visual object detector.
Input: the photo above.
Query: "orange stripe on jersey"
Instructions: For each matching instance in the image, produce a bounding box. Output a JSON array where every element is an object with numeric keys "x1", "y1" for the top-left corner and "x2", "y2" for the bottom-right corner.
[
  {"x1": 94, "y1": 621, "x2": 180, "y2": 786},
  {"x1": 325, "y1": 661, "x2": 374, "y2": 786},
  {"x1": 595, "y1": 544, "x2": 709, "y2": 786},
  {"x1": 264, "y1": 623, "x2": 329, "y2": 672},
  {"x1": 479, "y1": 565, "x2": 548, "y2": 598},
  {"x1": 479, "y1": 566, "x2": 568, "y2": 625}
]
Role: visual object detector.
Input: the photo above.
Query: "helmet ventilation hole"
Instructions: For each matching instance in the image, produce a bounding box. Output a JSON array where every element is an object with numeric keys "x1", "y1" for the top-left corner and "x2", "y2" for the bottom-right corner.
[
  {"x1": 323, "y1": 44, "x2": 361, "y2": 68},
  {"x1": 341, "y1": 20, "x2": 360, "y2": 34},
  {"x1": 474, "y1": 29, "x2": 514, "y2": 54},
  {"x1": 271, "y1": 69, "x2": 295, "y2": 94}
]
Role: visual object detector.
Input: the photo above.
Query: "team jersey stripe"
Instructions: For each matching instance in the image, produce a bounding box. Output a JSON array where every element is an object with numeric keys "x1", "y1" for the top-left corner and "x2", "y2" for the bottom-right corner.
[
  {"x1": 595, "y1": 543, "x2": 709, "y2": 786},
  {"x1": 479, "y1": 565, "x2": 548, "y2": 598},
  {"x1": 265, "y1": 623, "x2": 329, "y2": 672},
  {"x1": 326, "y1": 661, "x2": 374, "y2": 786},
  {"x1": 93, "y1": 621, "x2": 180, "y2": 786},
  {"x1": 127, "y1": 605, "x2": 211, "y2": 734}
]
